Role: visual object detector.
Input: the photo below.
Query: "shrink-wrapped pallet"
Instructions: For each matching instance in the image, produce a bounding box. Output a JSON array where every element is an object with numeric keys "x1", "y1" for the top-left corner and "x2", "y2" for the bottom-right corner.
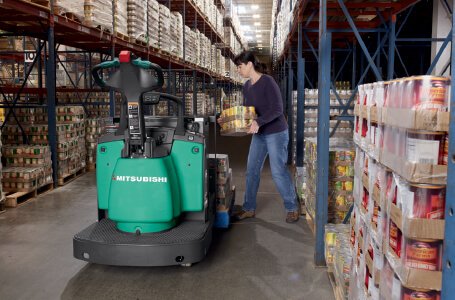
[
  {"x1": 170, "y1": 12, "x2": 183, "y2": 58},
  {"x1": 114, "y1": 0, "x2": 128, "y2": 36},
  {"x1": 84, "y1": 0, "x2": 113, "y2": 31},
  {"x1": 127, "y1": 0, "x2": 147, "y2": 42},
  {"x1": 148, "y1": 0, "x2": 160, "y2": 48},
  {"x1": 158, "y1": 4, "x2": 171, "y2": 53},
  {"x1": 54, "y1": 0, "x2": 84, "y2": 20}
]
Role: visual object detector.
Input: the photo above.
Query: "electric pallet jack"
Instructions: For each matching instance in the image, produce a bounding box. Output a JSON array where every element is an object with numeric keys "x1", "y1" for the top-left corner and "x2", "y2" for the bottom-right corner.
[{"x1": 73, "y1": 51, "x2": 218, "y2": 267}]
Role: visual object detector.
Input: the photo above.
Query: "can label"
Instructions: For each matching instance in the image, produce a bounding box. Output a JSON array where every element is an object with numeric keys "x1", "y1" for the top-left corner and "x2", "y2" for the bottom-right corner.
[
  {"x1": 403, "y1": 288, "x2": 438, "y2": 300},
  {"x1": 405, "y1": 240, "x2": 440, "y2": 271}
]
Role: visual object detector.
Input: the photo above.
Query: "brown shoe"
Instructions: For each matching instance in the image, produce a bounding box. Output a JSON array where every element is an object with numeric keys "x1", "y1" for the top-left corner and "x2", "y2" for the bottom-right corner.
[
  {"x1": 233, "y1": 209, "x2": 255, "y2": 220},
  {"x1": 286, "y1": 211, "x2": 300, "y2": 223}
]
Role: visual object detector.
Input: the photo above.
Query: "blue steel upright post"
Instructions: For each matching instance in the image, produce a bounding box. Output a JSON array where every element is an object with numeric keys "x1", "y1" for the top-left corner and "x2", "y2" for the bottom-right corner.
[
  {"x1": 47, "y1": 0, "x2": 58, "y2": 186},
  {"x1": 287, "y1": 50, "x2": 293, "y2": 164},
  {"x1": 441, "y1": 0, "x2": 455, "y2": 297},
  {"x1": 315, "y1": 0, "x2": 331, "y2": 266},
  {"x1": 296, "y1": 22, "x2": 305, "y2": 168},
  {"x1": 387, "y1": 15, "x2": 396, "y2": 80}
]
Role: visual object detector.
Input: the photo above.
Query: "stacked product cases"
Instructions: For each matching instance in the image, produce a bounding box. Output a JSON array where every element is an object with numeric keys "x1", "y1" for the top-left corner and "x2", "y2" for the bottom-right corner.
[
  {"x1": 57, "y1": 91, "x2": 122, "y2": 118},
  {"x1": 83, "y1": 0, "x2": 114, "y2": 30},
  {"x1": 2, "y1": 106, "x2": 86, "y2": 181},
  {"x1": 208, "y1": 154, "x2": 233, "y2": 210},
  {"x1": 303, "y1": 88, "x2": 354, "y2": 139},
  {"x1": 183, "y1": 92, "x2": 215, "y2": 116},
  {"x1": 158, "y1": 4, "x2": 171, "y2": 54},
  {"x1": 184, "y1": 26, "x2": 198, "y2": 65},
  {"x1": 53, "y1": 0, "x2": 84, "y2": 20},
  {"x1": 348, "y1": 75, "x2": 449, "y2": 300},
  {"x1": 325, "y1": 224, "x2": 352, "y2": 300},
  {"x1": 113, "y1": 0, "x2": 128, "y2": 36},
  {"x1": 85, "y1": 118, "x2": 106, "y2": 170},
  {"x1": 56, "y1": 106, "x2": 86, "y2": 178},
  {"x1": 148, "y1": 0, "x2": 160, "y2": 48},
  {"x1": 222, "y1": 90, "x2": 243, "y2": 110},
  {"x1": 2, "y1": 145, "x2": 53, "y2": 193},
  {"x1": 127, "y1": 0, "x2": 147, "y2": 42},
  {"x1": 303, "y1": 139, "x2": 355, "y2": 224},
  {"x1": 170, "y1": 12, "x2": 184, "y2": 59}
]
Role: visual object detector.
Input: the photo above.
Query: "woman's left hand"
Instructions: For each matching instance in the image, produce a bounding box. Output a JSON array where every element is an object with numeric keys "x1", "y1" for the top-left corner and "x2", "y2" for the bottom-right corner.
[{"x1": 248, "y1": 120, "x2": 260, "y2": 134}]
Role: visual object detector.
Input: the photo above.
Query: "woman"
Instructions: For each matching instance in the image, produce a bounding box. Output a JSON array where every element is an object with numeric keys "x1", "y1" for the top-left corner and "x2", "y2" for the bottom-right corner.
[{"x1": 226, "y1": 51, "x2": 300, "y2": 223}]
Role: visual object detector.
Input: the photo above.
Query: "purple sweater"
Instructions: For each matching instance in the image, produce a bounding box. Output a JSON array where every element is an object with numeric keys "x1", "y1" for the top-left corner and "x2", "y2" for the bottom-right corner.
[{"x1": 243, "y1": 74, "x2": 288, "y2": 135}]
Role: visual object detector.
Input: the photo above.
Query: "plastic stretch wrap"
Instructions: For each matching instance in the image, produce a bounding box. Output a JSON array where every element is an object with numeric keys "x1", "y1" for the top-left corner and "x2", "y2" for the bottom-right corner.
[
  {"x1": 84, "y1": 0, "x2": 113, "y2": 30},
  {"x1": 379, "y1": 259, "x2": 440, "y2": 300},
  {"x1": 304, "y1": 139, "x2": 355, "y2": 223},
  {"x1": 170, "y1": 12, "x2": 183, "y2": 58},
  {"x1": 127, "y1": 0, "x2": 147, "y2": 41},
  {"x1": 54, "y1": 0, "x2": 84, "y2": 20},
  {"x1": 148, "y1": 0, "x2": 160, "y2": 48},
  {"x1": 114, "y1": 0, "x2": 128, "y2": 36},
  {"x1": 158, "y1": 4, "x2": 171, "y2": 53}
]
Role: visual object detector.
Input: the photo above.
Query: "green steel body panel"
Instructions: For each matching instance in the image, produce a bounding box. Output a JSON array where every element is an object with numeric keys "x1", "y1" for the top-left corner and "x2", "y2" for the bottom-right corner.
[
  {"x1": 95, "y1": 138, "x2": 204, "y2": 233},
  {"x1": 97, "y1": 141, "x2": 125, "y2": 210},
  {"x1": 170, "y1": 140, "x2": 204, "y2": 212}
]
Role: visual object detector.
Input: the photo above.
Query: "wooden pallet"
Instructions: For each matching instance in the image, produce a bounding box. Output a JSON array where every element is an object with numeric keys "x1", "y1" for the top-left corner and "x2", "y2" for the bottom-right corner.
[
  {"x1": 115, "y1": 32, "x2": 129, "y2": 42},
  {"x1": 24, "y1": 0, "x2": 50, "y2": 9},
  {"x1": 328, "y1": 271, "x2": 346, "y2": 300},
  {"x1": 5, "y1": 182, "x2": 54, "y2": 208},
  {"x1": 58, "y1": 12, "x2": 83, "y2": 23},
  {"x1": 58, "y1": 167, "x2": 86, "y2": 186},
  {"x1": 305, "y1": 208, "x2": 316, "y2": 236}
]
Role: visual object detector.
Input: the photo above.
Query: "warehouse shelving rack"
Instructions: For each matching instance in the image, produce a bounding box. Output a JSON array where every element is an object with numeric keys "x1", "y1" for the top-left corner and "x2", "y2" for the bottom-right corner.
[
  {"x1": 273, "y1": 3, "x2": 455, "y2": 296},
  {"x1": 0, "y1": 0, "x2": 240, "y2": 186}
]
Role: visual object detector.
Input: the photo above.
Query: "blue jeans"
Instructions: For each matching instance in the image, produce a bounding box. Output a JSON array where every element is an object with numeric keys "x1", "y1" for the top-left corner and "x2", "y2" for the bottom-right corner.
[{"x1": 243, "y1": 129, "x2": 298, "y2": 213}]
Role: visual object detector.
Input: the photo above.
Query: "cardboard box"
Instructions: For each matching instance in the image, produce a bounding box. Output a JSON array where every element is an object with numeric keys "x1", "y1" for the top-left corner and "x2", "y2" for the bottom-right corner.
[
  {"x1": 354, "y1": 104, "x2": 360, "y2": 116},
  {"x1": 380, "y1": 149, "x2": 447, "y2": 185},
  {"x1": 362, "y1": 173, "x2": 369, "y2": 191},
  {"x1": 385, "y1": 247, "x2": 442, "y2": 291},
  {"x1": 389, "y1": 203, "x2": 445, "y2": 240},
  {"x1": 382, "y1": 107, "x2": 449, "y2": 132},
  {"x1": 365, "y1": 251, "x2": 381, "y2": 286}
]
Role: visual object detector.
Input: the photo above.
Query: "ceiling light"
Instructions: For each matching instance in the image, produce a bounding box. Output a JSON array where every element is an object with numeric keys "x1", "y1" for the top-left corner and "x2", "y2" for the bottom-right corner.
[
  {"x1": 237, "y1": 6, "x2": 246, "y2": 14},
  {"x1": 256, "y1": 34, "x2": 262, "y2": 38},
  {"x1": 258, "y1": 44, "x2": 263, "y2": 47},
  {"x1": 253, "y1": 14, "x2": 260, "y2": 19},
  {"x1": 257, "y1": 40, "x2": 262, "y2": 43},
  {"x1": 251, "y1": 5, "x2": 259, "y2": 10},
  {"x1": 241, "y1": 25, "x2": 250, "y2": 31},
  {"x1": 254, "y1": 22, "x2": 261, "y2": 26}
]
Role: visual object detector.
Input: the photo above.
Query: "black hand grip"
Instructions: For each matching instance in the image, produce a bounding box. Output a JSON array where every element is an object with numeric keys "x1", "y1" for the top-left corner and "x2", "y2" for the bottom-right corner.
[
  {"x1": 91, "y1": 59, "x2": 120, "y2": 88},
  {"x1": 132, "y1": 59, "x2": 164, "y2": 88}
]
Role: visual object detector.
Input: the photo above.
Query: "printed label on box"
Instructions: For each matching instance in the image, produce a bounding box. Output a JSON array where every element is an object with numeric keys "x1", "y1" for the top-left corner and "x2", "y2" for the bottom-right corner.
[{"x1": 406, "y1": 138, "x2": 440, "y2": 164}]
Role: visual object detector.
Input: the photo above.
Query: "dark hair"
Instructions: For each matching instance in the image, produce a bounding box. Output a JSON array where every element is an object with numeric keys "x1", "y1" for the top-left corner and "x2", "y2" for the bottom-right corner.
[{"x1": 234, "y1": 51, "x2": 267, "y2": 74}]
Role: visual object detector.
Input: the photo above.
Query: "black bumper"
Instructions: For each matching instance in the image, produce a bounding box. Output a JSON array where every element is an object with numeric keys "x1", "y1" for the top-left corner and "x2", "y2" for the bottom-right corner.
[{"x1": 73, "y1": 218, "x2": 212, "y2": 266}]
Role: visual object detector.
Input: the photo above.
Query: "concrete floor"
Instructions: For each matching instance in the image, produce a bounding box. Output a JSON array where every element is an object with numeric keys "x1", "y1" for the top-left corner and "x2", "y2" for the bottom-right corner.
[{"x1": 0, "y1": 133, "x2": 334, "y2": 300}]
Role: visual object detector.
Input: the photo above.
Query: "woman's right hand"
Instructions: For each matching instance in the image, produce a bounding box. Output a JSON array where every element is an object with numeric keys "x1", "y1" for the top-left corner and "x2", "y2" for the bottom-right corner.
[{"x1": 217, "y1": 117, "x2": 223, "y2": 124}]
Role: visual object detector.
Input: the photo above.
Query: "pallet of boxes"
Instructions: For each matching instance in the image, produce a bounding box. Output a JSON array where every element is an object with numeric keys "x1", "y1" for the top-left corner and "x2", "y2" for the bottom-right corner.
[
  {"x1": 208, "y1": 154, "x2": 235, "y2": 228},
  {"x1": 303, "y1": 138, "x2": 356, "y2": 234},
  {"x1": 347, "y1": 76, "x2": 449, "y2": 300},
  {"x1": 1, "y1": 109, "x2": 55, "y2": 208}
]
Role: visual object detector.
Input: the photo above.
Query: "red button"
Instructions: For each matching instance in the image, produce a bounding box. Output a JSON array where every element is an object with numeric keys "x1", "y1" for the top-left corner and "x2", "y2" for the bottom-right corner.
[{"x1": 119, "y1": 51, "x2": 130, "y2": 63}]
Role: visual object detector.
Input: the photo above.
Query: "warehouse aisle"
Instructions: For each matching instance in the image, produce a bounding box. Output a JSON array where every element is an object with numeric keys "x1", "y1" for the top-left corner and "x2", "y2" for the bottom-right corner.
[{"x1": 0, "y1": 132, "x2": 334, "y2": 300}]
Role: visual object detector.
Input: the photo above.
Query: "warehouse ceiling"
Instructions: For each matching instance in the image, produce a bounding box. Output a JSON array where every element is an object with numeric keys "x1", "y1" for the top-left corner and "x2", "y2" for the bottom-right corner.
[{"x1": 234, "y1": 0, "x2": 273, "y2": 55}]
